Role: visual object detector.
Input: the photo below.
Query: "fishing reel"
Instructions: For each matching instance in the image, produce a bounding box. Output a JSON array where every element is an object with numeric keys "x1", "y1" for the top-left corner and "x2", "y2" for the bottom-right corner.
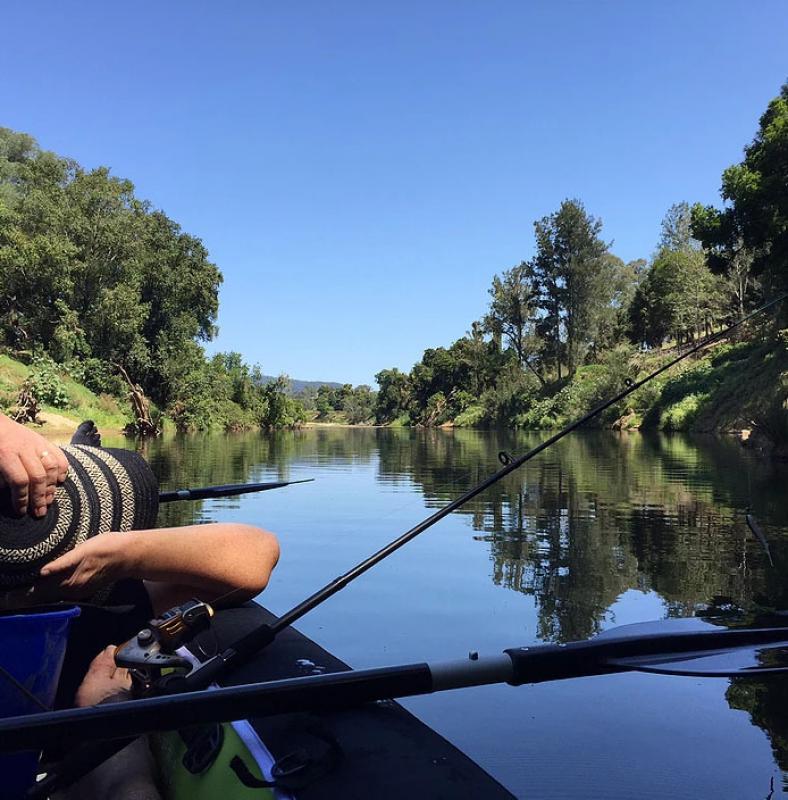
[{"x1": 115, "y1": 598, "x2": 215, "y2": 696}]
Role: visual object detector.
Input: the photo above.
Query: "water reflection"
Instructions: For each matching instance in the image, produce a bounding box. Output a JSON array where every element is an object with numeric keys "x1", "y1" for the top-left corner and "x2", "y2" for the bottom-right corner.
[
  {"x1": 120, "y1": 426, "x2": 788, "y2": 790},
  {"x1": 375, "y1": 429, "x2": 787, "y2": 641}
]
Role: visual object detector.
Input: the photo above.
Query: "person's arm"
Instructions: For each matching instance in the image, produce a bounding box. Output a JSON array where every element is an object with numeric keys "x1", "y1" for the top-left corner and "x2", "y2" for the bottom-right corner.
[
  {"x1": 0, "y1": 414, "x2": 68, "y2": 516},
  {"x1": 39, "y1": 523, "x2": 280, "y2": 611}
]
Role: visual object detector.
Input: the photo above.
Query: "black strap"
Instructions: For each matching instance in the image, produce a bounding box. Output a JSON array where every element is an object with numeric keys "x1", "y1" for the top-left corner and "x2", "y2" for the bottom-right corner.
[
  {"x1": 229, "y1": 755, "x2": 275, "y2": 788},
  {"x1": 180, "y1": 724, "x2": 224, "y2": 774},
  {"x1": 229, "y1": 718, "x2": 343, "y2": 792}
]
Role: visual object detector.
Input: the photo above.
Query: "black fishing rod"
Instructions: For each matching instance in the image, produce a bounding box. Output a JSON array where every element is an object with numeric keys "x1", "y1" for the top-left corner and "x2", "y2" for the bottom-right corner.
[
  {"x1": 5, "y1": 621, "x2": 788, "y2": 752},
  {"x1": 159, "y1": 477, "x2": 314, "y2": 503}
]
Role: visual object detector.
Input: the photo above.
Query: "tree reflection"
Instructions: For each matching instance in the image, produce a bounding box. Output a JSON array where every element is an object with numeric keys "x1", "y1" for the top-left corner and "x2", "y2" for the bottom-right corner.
[
  {"x1": 136, "y1": 427, "x2": 378, "y2": 528},
  {"x1": 374, "y1": 428, "x2": 786, "y2": 642}
]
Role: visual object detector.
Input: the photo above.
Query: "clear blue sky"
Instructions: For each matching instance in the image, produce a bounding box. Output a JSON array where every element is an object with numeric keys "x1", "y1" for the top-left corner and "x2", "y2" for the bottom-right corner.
[{"x1": 2, "y1": 2, "x2": 786, "y2": 385}]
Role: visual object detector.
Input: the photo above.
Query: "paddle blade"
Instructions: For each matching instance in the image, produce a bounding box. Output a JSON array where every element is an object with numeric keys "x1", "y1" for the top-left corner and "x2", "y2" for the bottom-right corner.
[
  {"x1": 608, "y1": 643, "x2": 788, "y2": 677},
  {"x1": 597, "y1": 618, "x2": 788, "y2": 676}
]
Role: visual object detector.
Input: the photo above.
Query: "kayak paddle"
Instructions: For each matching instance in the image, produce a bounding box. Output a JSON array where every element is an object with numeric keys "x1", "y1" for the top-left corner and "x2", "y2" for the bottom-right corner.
[{"x1": 5, "y1": 619, "x2": 788, "y2": 753}]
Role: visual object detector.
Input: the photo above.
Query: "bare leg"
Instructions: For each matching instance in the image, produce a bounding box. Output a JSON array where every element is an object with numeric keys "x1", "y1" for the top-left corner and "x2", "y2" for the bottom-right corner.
[{"x1": 55, "y1": 647, "x2": 161, "y2": 800}]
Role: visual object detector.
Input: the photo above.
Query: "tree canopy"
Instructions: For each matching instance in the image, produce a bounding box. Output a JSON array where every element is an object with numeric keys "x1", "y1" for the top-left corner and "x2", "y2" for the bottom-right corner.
[
  {"x1": 0, "y1": 127, "x2": 303, "y2": 432},
  {"x1": 692, "y1": 81, "x2": 788, "y2": 292}
]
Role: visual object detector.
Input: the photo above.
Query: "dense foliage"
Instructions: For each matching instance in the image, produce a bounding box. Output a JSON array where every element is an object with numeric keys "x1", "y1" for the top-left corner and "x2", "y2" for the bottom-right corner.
[
  {"x1": 691, "y1": 82, "x2": 788, "y2": 294},
  {"x1": 0, "y1": 128, "x2": 305, "y2": 432},
  {"x1": 371, "y1": 82, "x2": 788, "y2": 438}
]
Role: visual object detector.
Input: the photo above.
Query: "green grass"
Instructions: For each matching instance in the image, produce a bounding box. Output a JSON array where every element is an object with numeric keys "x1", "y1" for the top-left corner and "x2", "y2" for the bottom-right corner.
[
  {"x1": 0, "y1": 353, "x2": 131, "y2": 431},
  {"x1": 642, "y1": 337, "x2": 787, "y2": 433}
]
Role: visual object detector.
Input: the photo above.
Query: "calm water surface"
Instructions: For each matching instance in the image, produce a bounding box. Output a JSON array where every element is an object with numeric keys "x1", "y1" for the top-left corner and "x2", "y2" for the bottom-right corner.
[{"x1": 112, "y1": 427, "x2": 788, "y2": 798}]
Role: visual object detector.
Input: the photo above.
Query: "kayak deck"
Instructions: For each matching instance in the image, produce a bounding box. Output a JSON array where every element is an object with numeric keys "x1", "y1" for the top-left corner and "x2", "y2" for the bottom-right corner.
[{"x1": 190, "y1": 603, "x2": 516, "y2": 799}]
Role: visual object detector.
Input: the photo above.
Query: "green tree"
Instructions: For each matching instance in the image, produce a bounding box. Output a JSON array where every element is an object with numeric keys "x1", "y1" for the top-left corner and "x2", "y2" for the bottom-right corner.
[
  {"x1": 532, "y1": 200, "x2": 612, "y2": 379},
  {"x1": 344, "y1": 385, "x2": 375, "y2": 424},
  {"x1": 484, "y1": 261, "x2": 545, "y2": 385},
  {"x1": 659, "y1": 202, "x2": 699, "y2": 252},
  {"x1": 629, "y1": 249, "x2": 722, "y2": 348},
  {"x1": 630, "y1": 205, "x2": 724, "y2": 348},
  {"x1": 691, "y1": 81, "x2": 788, "y2": 292},
  {"x1": 374, "y1": 368, "x2": 411, "y2": 423},
  {"x1": 0, "y1": 127, "x2": 224, "y2": 422},
  {"x1": 591, "y1": 255, "x2": 646, "y2": 356}
]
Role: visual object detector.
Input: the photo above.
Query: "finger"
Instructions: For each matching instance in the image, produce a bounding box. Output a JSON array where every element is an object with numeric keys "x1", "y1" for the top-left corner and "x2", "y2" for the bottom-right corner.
[
  {"x1": 52, "y1": 446, "x2": 69, "y2": 483},
  {"x1": 90, "y1": 647, "x2": 120, "y2": 678},
  {"x1": 112, "y1": 667, "x2": 132, "y2": 689},
  {"x1": 0, "y1": 452, "x2": 30, "y2": 514},
  {"x1": 40, "y1": 550, "x2": 78, "y2": 576},
  {"x1": 39, "y1": 451, "x2": 59, "y2": 489},
  {"x1": 18, "y1": 451, "x2": 48, "y2": 517}
]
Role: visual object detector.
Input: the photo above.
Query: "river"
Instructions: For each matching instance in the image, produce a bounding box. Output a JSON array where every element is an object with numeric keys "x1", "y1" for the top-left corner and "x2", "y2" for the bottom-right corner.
[{"x1": 110, "y1": 427, "x2": 788, "y2": 798}]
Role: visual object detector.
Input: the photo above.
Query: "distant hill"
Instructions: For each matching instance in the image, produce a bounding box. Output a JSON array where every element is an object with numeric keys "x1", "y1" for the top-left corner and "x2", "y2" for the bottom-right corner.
[{"x1": 259, "y1": 375, "x2": 343, "y2": 396}]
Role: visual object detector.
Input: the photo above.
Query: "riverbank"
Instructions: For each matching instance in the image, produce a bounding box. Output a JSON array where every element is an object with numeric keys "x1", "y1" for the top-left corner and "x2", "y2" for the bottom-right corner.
[
  {"x1": 3, "y1": 334, "x2": 785, "y2": 458},
  {"x1": 0, "y1": 353, "x2": 129, "y2": 437}
]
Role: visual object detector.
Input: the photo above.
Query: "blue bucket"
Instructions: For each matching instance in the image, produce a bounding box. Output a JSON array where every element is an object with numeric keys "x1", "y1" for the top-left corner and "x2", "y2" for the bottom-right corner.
[{"x1": 0, "y1": 606, "x2": 80, "y2": 798}]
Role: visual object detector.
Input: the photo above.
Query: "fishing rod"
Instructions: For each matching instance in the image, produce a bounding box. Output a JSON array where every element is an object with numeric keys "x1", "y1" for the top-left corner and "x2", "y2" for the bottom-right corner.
[
  {"x1": 159, "y1": 477, "x2": 314, "y2": 503},
  {"x1": 21, "y1": 294, "x2": 787, "y2": 794},
  {"x1": 5, "y1": 621, "x2": 788, "y2": 752},
  {"x1": 184, "y1": 293, "x2": 787, "y2": 688}
]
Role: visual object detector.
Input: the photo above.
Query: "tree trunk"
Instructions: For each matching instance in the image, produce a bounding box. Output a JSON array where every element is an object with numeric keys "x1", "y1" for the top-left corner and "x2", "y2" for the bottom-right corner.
[{"x1": 115, "y1": 364, "x2": 160, "y2": 437}]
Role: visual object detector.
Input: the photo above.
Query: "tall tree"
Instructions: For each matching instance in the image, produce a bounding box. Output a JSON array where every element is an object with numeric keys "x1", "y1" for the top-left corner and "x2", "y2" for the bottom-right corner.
[
  {"x1": 484, "y1": 261, "x2": 545, "y2": 385},
  {"x1": 532, "y1": 200, "x2": 611, "y2": 379},
  {"x1": 659, "y1": 202, "x2": 699, "y2": 252},
  {"x1": 374, "y1": 368, "x2": 411, "y2": 423},
  {"x1": 593, "y1": 255, "x2": 646, "y2": 355}
]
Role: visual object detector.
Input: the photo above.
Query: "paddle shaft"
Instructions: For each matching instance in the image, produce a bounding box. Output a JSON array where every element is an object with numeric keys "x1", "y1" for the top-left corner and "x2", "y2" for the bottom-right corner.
[{"x1": 8, "y1": 625, "x2": 788, "y2": 755}]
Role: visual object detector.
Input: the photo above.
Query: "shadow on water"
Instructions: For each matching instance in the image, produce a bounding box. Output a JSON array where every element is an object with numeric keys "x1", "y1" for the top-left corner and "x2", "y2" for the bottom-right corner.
[{"x1": 122, "y1": 425, "x2": 788, "y2": 790}]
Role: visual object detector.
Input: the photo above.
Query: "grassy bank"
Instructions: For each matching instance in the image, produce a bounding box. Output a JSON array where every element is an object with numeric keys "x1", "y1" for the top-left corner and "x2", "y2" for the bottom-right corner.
[
  {"x1": 452, "y1": 334, "x2": 787, "y2": 444},
  {"x1": 0, "y1": 354, "x2": 131, "y2": 434}
]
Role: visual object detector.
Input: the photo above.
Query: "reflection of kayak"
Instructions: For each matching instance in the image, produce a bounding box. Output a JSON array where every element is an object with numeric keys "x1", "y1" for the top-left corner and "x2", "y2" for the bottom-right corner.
[{"x1": 155, "y1": 602, "x2": 515, "y2": 799}]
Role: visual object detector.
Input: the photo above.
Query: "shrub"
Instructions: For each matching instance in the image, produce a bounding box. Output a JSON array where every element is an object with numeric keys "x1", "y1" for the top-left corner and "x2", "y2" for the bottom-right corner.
[
  {"x1": 661, "y1": 393, "x2": 706, "y2": 431},
  {"x1": 481, "y1": 365, "x2": 540, "y2": 426},
  {"x1": 68, "y1": 358, "x2": 127, "y2": 397},
  {"x1": 26, "y1": 355, "x2": 70, "y2": 408},
  {"x1": 454, "y1": 404, "x2": 485, "y2": 427}
]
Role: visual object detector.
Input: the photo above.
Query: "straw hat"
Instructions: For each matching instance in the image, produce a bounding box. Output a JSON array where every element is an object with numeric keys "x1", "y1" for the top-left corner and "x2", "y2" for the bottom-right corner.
[{"x1": 0, "y1": 445, "x2": 159, "y2": 588}]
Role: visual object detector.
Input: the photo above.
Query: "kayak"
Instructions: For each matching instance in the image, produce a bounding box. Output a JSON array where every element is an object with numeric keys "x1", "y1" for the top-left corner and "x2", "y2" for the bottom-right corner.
[
  {"x1": 153, "y1": 601, "x2": 516, "y2": 799},
  {"x1": 7, "y1": 602, "x2": 788, "y2": 800}
]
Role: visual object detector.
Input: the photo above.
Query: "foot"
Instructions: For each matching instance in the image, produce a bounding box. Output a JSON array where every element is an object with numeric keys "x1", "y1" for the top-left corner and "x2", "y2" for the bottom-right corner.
[{"x1": 71, "y1": 420, "x2": 102, "y2": 447}]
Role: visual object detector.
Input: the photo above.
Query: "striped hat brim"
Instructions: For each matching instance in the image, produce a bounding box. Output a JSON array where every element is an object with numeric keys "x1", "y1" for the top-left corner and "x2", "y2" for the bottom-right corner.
[{"x1": 0, "y1": 445, "x2": 159, "y2": 588}]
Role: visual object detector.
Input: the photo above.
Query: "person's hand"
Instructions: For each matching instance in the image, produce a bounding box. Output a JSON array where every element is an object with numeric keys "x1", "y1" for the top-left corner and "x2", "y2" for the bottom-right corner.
[
  {"x1": 39, "y1": 532, "x2": 130, "y2": 595},
  {"x1": 0, "y1": 415, "x2": 68, "y2": 517},
  {"x1": 74, "y1": 645, "x2": 132, "y2": 708}
]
